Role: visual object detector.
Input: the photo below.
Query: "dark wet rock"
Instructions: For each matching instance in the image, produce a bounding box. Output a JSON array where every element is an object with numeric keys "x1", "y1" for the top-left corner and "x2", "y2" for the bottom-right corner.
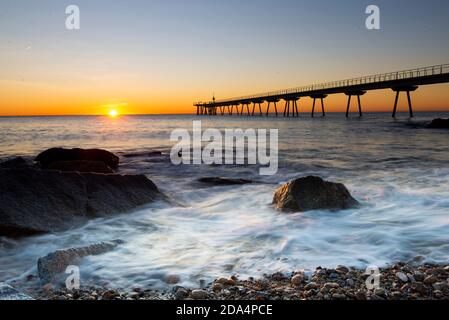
[
  {"x1": 0, "y1": 168, "x2": 163, "y2": 237},
  {"x1": 0, "y1": 283, "x2": 33, "y2": 300},
  {"x1": 36, "y1": 148, "x2": 119, "y2": 169},
  {"x1": 38, "y1": 240, "x2": 123, "y2": 283},
  {"x1": 46, "y1": 160, "x2": 114, "y2": 174},
  {"x1": 427, "y1": 118, "x2": 449, "y2": 129},
  {"x1": 0, "y1": 157, "x2": 30, "y2": 169},
  {"x1": 198, "y1": 177, "x2": 253, "y2": 186},
  {"x1": 164, "y1": 275, "x2": 181, "y2": 285},
  {"x1": 273, "y1": 176, "x2": 359, "y2": 212}
]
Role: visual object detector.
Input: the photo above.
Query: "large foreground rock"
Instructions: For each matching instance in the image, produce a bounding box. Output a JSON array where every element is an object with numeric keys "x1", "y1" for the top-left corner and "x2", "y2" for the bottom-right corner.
[
  {"x1": 47, "y1": 160, "x2": 114, "y2": 174},
  {"x1": 38, "y1": 240, "x2": 123, "y2": 283},
  {"x1": 0, "y1": 168, "x2": 163, "y2": 237},
  {"x1": 273, "y1": 176, "x2": 359, "y2": 212},
  {"x1": 427, "y1": 118, "x2": 449, "y2": 129},
  {"x1": 0, "y1": 283, "x2": 33, "y2": 300},
  {"x1": 0, "y1": 157, "x2": 30, "y2": 169},
  {"x1": 36, "y1": 148, "x2": 119, "y2": 169}
]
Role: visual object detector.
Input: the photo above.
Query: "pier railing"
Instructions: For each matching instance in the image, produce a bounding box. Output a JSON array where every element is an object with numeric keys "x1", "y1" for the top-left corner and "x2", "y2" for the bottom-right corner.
[{"x1": 195, "y1": 63, "x2": 449, "y2": 106}]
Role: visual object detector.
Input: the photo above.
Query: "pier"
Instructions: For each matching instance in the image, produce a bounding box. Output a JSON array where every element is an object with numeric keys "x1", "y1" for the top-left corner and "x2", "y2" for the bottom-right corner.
[{"x1": 194, "y1": 64, "x2": 449, "y2": 118}]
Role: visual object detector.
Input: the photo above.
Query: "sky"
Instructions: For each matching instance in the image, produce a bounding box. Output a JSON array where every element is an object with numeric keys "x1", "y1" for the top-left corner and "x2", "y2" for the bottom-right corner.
[{"x1": 0, "y1": 0, "x2": 449, "y2": 116}]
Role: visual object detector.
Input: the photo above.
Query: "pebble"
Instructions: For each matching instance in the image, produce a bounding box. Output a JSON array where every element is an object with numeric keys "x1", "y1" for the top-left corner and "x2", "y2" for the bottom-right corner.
[
  {"x1": 304, "y1": 282, "x2": 318, "y2": 290},
  {"x1": 423, "y1": 275, "x2": 438, "y2": 285},
  {"x1": 216, "y1": 277, "x2": 235, "y2": 286},
  {"x1": 174, "y1": 287, "x2": 189, "y2": 300},
  {"x1": 28, "y1": 262, "x2": 449, "y2": 301},
  {"x1": 190, "y1": 289, "x2": 208, "y2": 300},
  {"x1": 374, "y1": 288, "x2": 388, "y2": 298},
  {"x1": 212, "y1": 283, "x2": 224, "y2": 292},
  {"x1": 336, "y1": 266, "x2": 349, "y2": 274},
  {"x1": 320, "y1": 282, "x2": 339, "y2": 293},
  {"x1": 346, "y1": 278, "x2": 355, "y2": 287},
  {"x1": 355, "y1": 290, "x2": 367, "y2": 300},
  {"x1": 413, "y1": 271, "x2": 425, "y2": 282},
  {"x1": 432, "y1": 282, "x2": 447, "y2": 291},
  {"x1": 332, "y1": 293, "x2": 346, "y2": 300},
  {"x1": 396, "y1": 272, "x2": 408, "y2": 282},
  {"x1": 291, "y1": 274, "x2": 304, "y2": 286}
]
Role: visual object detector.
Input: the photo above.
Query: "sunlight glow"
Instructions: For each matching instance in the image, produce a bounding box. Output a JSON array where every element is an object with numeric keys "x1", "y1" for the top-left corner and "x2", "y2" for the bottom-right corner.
[{"x1": 108, "y1": 109, "x2": 118, "y2": 117}]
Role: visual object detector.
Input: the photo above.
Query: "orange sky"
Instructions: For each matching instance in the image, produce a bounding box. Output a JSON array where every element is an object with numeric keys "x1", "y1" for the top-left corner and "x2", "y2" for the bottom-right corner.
[{"x1": 0, "y1": 78, "x2": 448, "y2": 116}]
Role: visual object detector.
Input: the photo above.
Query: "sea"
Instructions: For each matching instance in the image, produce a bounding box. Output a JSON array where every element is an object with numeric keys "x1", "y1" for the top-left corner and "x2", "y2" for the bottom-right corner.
[{"x1": 0, "y1": 112, "x2": 448, "y2": 290}]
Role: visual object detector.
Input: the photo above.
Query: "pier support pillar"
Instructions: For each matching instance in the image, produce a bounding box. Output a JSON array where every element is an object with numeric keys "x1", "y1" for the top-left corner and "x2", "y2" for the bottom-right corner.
[
  {"x1": 392, "y1": 86, "x2": 418, "y2": 118},
  {"x1": 310, "y1": 94, "x2": 327, "y2": 117},
  {"x1": 344, "y1": 91, "x2": 366, "y2": 118},
  {"x1": 266, "y1": 100, "x2": 279, "y2": 117},
  {"x1": 251, "y1": 101, "x2": 264, "y2": 116},
  {"x1": 283, "y1": 98, "x2": 300, "y2": 117}
]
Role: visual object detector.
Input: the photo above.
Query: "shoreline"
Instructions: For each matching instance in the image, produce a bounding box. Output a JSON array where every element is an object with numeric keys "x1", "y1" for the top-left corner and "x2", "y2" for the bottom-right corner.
[{"x1": 28, "y1": 262, "x2": 449, "y2": 300}]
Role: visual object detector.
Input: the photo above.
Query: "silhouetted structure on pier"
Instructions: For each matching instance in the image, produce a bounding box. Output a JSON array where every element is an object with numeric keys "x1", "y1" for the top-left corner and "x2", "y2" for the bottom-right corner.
[{"x1": 194, "y1": 64, "x2": 449, "y2": 118}]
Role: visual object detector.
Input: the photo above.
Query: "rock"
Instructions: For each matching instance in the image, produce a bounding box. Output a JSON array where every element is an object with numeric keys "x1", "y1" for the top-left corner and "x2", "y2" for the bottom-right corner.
[
  {"x1": 212, "y1": 283, "x2": 224, "y2": 292},
  {"x1": 46, "y1": 161, "x2": 114, "y2": 174},
  {"x1": 346, "y1": 278, "x2": 355, "y2": 287},
  {"x1": 0, "y1": 157, "x2": 29, "y2": 169},
  {"x1": 273, "y1": 176, "x2": 359, "y2": 212},
  {"x1": 332, "y1": 293, "x2": 346, "y2": 300},
  {"x1": 190, "y1": 289, "x2": 208, "y2": 300},
  {"x1": 198, "y1": 177, "x2": 253, "y2": 186},
  {"x1": 423, "y1": 275, "x2": 438, "y2": 285},
  {"x1": 37, "y1": 240, "x2": 123, "y2": 283},
  {"x1": 0, "y1": 283, "x2": 33, "y2": 300},
  {"x1": 215, "y1": 277, "x2": 236, "y2": 287},
  {"x1": 336, "y1": 265, "x2": 349, "y2": 274},
  {"x1": 396, "y1": 272, "x2": 408, "y2": 283},
  {"x1": 173, "y1": 286, "x2": 189, "y2": 300},
  {"x1": 102, "y1": 290, "x2": 119, "y2": 300},
  {"x1": 304, "y1": 282, "x2": 318, "y2": 290},
  {"x1": 413, "y1": 271, "x2": 425, "y2": 282},
  {"x1": 36, "y1": 148, "x2": 119, "y2": 169},
  {"x1": 164, "y1": 275, "x2": 181, "y2": 285},
  {"x1": 374, "y1": 288, "x2": 388, "y2": 298},
  {"x1": 355, "y1": 290, "x2": 367, "y2": 300},
  {"x1": 0, "y1": 168, "x2": 163, "y2": 237},
  {"x1": 321, "y1": 282, "x2": 340, "y2": 293},
  {"x1": 432, "y1": 282, "x2": 447, "y2": 291},
  {"x1": 427, "y1": 118, "x2": 449, "y2": 129},
  {"x1": 291, "y1": 274, "x2": 304, "y2": 286}
]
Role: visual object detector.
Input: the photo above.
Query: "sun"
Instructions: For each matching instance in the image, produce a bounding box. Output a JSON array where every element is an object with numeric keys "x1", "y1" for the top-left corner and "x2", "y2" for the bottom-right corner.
[{"x1": 108, "y1": 110, "x2": 118, "y2": 117}]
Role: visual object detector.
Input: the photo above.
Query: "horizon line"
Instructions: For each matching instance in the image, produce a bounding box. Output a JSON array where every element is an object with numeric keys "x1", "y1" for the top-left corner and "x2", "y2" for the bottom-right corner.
[{"x1": 1, "y1": 110, "x2": 449, "y2": 117}]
